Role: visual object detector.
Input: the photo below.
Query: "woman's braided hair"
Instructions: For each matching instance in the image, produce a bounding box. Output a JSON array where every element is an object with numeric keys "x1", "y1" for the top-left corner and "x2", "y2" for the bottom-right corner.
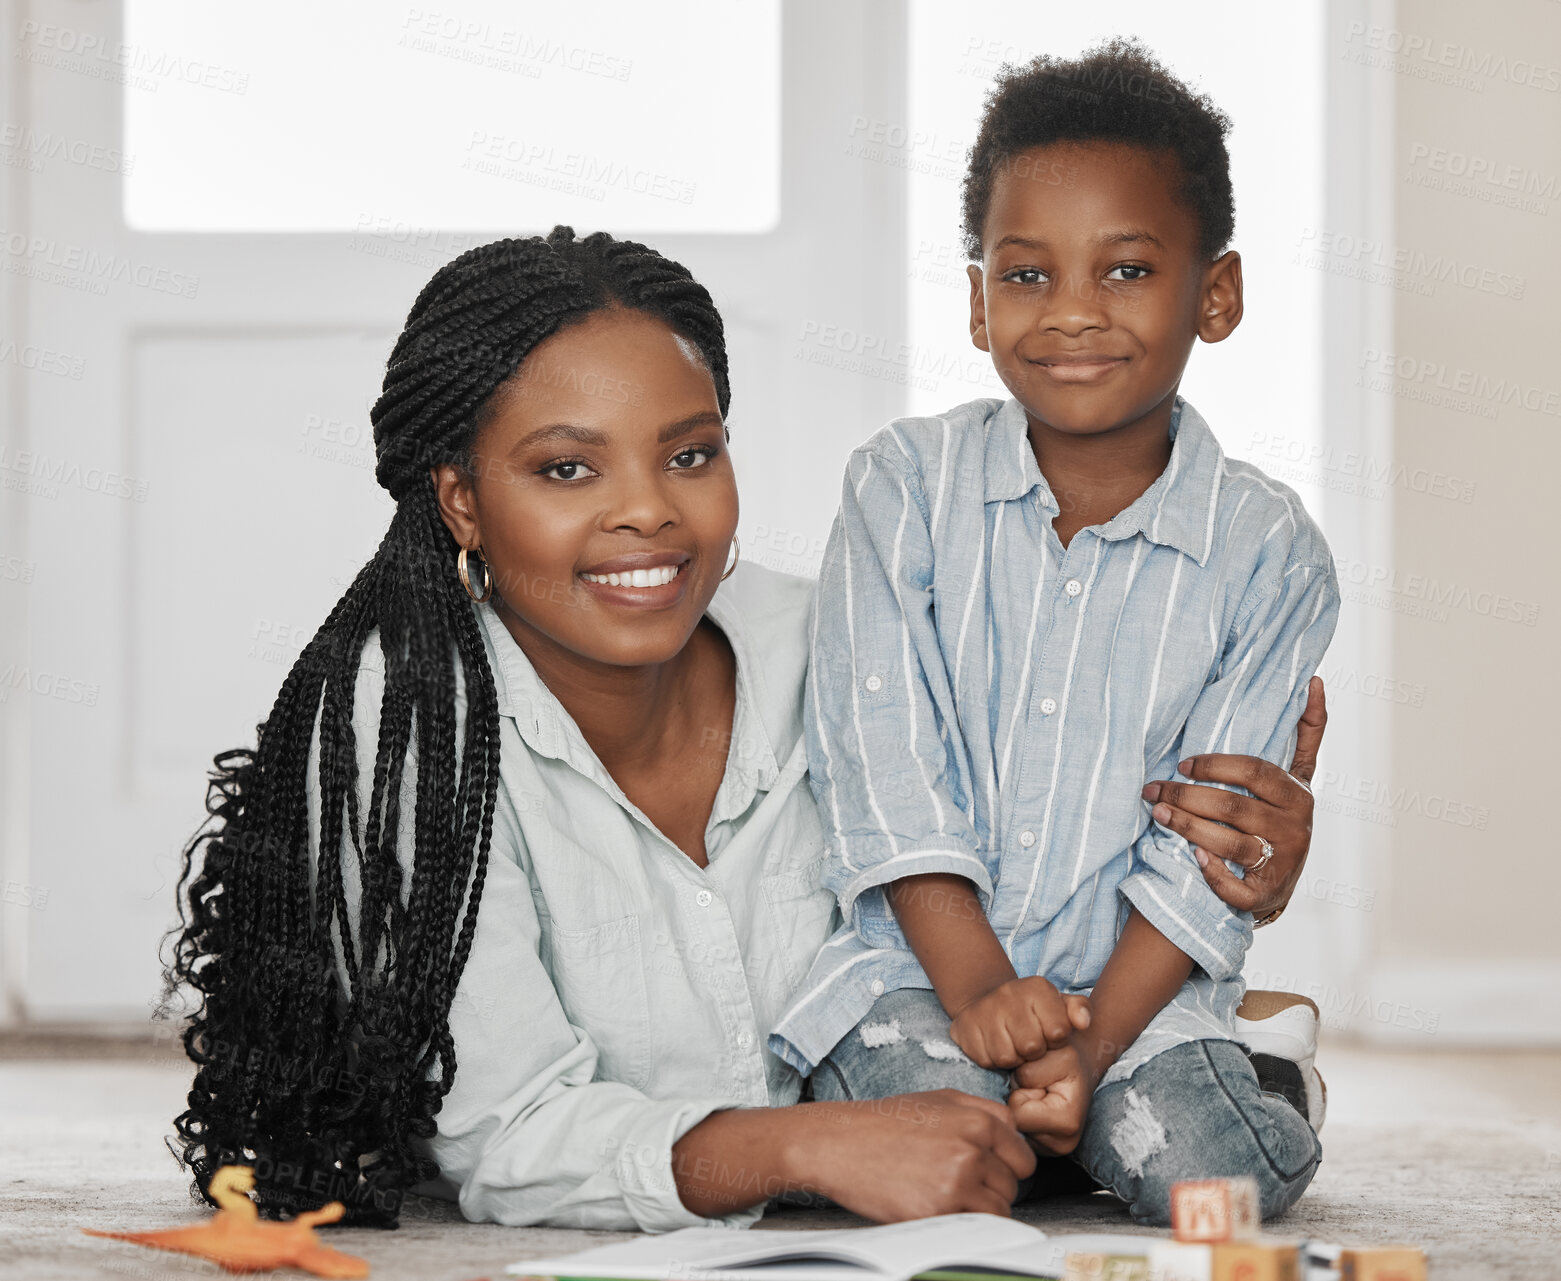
[{"x1": 163, "y1": 227, "x2": 730, "y2": 1226}]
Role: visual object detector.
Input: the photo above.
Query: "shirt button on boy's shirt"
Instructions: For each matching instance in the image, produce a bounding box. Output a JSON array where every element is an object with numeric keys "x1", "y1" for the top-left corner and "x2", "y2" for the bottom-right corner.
[
  {"x1": 695, "y1": 889, "x2": 714, "y2": 907},
  {"x1": 864, "y1": 674, "x2": 883, "y2": 692},
  {"x1": 870, "y1": 979, "x2": 886, "y2": 996},
  {"x1": 1064, "y1": 578, "x2": 1083, "y2": 597},
  {"x1": 1039, "y1": 697, "x2": 1058, "y2": 716},
  {"x1": 1019, "y1": 830, "x2": 1037, "y2": 847}
]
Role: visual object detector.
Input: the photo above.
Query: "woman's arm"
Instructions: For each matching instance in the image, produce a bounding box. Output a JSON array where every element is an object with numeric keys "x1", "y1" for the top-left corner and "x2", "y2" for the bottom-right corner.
[
  {"x1": 672, "y1": 1092, "x2": 1036, "y2": 1222},
  {"x1": 1141, "y1": 675, "x2": 1329, "y2": 917}
]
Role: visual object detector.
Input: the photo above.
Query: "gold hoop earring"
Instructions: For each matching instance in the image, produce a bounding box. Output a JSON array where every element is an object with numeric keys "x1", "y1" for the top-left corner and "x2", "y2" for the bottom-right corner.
[
  {"x1": 458, "y1": 546, "x2": 493, "y2": 603},
  {"x1": 720, "y1": 536, "x2": 740, "y2": 582}
]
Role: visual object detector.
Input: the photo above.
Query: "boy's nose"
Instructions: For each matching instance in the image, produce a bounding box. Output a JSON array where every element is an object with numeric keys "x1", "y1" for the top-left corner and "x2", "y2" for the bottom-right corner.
[{"x1": 1037, "y1": 277, "x2": 1109, "y2": 335}]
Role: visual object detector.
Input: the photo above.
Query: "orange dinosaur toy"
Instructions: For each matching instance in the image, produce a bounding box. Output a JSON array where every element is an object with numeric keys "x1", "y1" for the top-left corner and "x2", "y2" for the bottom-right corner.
[{"x1": 84, "y1": 1164, "x2": 370, "y2": 1278}]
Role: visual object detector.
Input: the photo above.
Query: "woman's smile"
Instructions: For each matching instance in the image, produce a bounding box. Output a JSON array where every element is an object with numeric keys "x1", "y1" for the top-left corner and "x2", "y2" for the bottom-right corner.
[{"x1": 578, "y1": 554, "x2": 691, "y2": 607}]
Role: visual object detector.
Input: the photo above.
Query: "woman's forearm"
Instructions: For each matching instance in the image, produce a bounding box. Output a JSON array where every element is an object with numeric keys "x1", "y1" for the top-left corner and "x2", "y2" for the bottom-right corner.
[
  {"x1": 671, "y1": 1106, "x2": 816, "y2": 1217},
  {"x1": 1077, "y1": 909, "x2": 1195, "y2": 1078},
  {"x1": 887, "y1": 874, "x2": 1016, "y2": 1015}
]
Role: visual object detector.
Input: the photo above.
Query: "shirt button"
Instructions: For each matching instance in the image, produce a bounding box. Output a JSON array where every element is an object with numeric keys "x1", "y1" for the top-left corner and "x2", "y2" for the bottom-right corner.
[
  {"x1": 695, "y1": 888, "x2": 714, "y2": 907},
  {"x1": 1039, "y1": 697, "x2": 1058, "y2": 716},
  {"x1": 735, "y1": 1028, "x2": 754, "y2": 1048},
  {"x1": 1065, "y1": 578, "x2": 1083, "y2": 598},
  {"x1": 864, "y1": 674, "x2": 883, "y2": 692},
  {"x1": 870, "y1": 979, "x2": 886, "y2": 996},
  {"x1": 1019, "y1": 830, "x2": 1037, "y2": 848}
]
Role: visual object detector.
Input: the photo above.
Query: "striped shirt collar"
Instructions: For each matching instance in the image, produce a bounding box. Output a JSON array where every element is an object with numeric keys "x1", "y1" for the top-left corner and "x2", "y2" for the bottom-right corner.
[{"x1": 982, "y1": 395, "x2": 1224, "y2": 567}]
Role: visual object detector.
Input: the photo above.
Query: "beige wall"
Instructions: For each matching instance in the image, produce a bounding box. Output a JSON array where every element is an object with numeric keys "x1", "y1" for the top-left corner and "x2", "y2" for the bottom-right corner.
[{"x1": 1386, "y1": 0, "x2": 1560, "y2": 965}]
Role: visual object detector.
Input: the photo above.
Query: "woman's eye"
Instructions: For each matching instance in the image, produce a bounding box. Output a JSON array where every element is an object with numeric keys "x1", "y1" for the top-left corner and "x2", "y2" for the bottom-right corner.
[
  {"x1": 1106, "y1": 264, "x2": 1151, "y2": 281},
  {"x1": 668, "y1": 446, "x2": 716, "y2": 470},
  {"x1": 1005, "y1": 268, "x2": 1048, "y2": 285},
  {"x1": 540, "y1": 459, "x2": 597, "y2": 481}
]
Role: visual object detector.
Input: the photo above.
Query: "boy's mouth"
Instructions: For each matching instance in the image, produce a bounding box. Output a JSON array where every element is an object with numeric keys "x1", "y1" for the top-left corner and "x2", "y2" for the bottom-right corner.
[{"x1": 1034, "y1": 353, "x2": 1128, "y2": 384}]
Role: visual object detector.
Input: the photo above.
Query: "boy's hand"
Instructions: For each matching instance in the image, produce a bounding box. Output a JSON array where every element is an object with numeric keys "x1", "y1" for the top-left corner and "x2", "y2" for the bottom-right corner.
[
  {"x1": 948, "y1": 977, "x2": 1091, "y2": 1070},
  {"x1": 1008, "y1": 1039, "x2": 1100, "y2": 1155}
]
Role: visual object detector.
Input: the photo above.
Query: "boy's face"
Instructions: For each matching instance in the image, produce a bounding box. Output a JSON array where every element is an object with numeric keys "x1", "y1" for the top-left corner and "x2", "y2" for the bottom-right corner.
[{"x1": 968, "y1": 141, "x2": 1242, "y2": 437}]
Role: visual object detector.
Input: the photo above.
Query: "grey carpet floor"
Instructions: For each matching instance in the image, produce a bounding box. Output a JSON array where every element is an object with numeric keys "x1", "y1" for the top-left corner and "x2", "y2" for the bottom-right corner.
[{"x1": 2, "y1": 1042, "x2": 1557, "y2": 1280}]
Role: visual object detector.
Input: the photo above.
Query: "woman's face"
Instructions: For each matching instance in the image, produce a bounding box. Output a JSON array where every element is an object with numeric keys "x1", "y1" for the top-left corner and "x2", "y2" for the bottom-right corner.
[{"x1": 434, "y1": 307, "x2": 738, "y2": 670}]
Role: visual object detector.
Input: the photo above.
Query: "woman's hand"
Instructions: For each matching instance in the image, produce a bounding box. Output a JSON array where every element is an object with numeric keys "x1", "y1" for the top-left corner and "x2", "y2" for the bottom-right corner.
[
  {"x1": 794, "y1": 1091, "x2": 1037, "y2": 1221},
  {"x1": 1140, "y1": 676, "x2": 1328, "y2": 918}
]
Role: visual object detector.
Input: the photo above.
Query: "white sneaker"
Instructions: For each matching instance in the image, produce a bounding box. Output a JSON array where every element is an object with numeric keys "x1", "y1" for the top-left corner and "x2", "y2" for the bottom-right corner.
[{"x1": 1235, "y1": 990, "x2": 1327, "y2": 1132}]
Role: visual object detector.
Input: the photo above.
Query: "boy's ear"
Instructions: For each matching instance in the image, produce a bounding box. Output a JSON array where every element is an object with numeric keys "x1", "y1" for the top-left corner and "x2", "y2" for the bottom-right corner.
[
  {"x1": 430, "y1": 463, "x2": 482, "y2": 549},
  {"x1": 1197, "y1": 250, "x2": 1243, "y2": 344},
  {"x1": 967, "y1": 264, "x2": 991, "y2": 352}
]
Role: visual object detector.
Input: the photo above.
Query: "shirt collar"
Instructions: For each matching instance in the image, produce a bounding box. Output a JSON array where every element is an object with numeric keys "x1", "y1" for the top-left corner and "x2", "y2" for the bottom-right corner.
[
  {"x1": 473, "y1": 581, "x2": 782, "y2": 798},
  {"x1": 982, "y1": 395, "x2": 1224, "y2": 567}
]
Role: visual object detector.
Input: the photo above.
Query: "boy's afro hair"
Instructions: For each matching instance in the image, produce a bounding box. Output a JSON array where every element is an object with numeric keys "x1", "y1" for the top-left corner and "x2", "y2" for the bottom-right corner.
[{"x1": 961, "y1": 37, "x2": 1235, "y2": 261}]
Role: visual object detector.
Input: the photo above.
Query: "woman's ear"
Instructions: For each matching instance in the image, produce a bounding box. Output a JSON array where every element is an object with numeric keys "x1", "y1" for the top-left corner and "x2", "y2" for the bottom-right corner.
[
  {"x1": 430, "y1": 464, "x2": 481, "y2": 548},
  {"x1": 1198, "y1": 250, "x2": 1244, "y2": 344}
]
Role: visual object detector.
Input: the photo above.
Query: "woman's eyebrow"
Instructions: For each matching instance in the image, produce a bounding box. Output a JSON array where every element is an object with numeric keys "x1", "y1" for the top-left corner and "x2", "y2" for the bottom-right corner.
[
  {"x1": 513, "y1": 422, "x2": 610, "y2": 451},
  {"x1": 658, "y1": 411, "x2": 725, "y2": 443}
]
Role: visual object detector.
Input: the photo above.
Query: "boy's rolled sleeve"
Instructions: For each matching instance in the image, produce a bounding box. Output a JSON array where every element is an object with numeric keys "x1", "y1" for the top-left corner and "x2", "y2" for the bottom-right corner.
[
  {"x1": 1120, "y1": 552, "x2": 1341, "y2": 981},
  {"x1": 805, "y1": 446, "x2": 986, "y2": 947}
]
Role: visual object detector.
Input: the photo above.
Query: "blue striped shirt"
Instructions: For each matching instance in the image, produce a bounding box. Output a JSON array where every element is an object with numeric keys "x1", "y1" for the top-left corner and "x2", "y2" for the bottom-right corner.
[{"x1": 769, "y1": 396, "x2": 1340, "y2": 1087}]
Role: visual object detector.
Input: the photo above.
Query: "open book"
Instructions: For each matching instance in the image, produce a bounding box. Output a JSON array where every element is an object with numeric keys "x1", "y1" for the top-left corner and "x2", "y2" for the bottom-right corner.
[{"x1": 506, "y1": 1213, "x2": 1153, "y2": 1281}]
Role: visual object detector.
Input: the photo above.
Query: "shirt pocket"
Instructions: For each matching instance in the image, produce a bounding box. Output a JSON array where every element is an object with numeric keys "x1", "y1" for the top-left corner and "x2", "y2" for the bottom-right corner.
[
  {"x1": 546, "y1": 912, "x2": 653, "y2": 1091},
  {"x1": 761, "y1": 858, "x2": 840, "y2": 999}
]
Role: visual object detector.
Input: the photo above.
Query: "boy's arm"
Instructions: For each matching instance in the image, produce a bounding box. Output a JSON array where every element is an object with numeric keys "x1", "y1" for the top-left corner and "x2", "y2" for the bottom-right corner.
[
  {"x1": 1011, "y1": 540, "x2": 1340, "y2": 1153},
  {"x1": 1118, "y1": 546, "x2": 1342, "y2": 985},
  {"x1": 805, "y1": 444, "x2": 988, "y2": 948},
  {"x1": 887, "y1": 874, "x2": 1016, "y2": 1012},
  {"x1": 1009, "y1": 910, "x2": 1192, "y2": 1154},
  {"x1": 1073, "y1": 909, "x2": 1193, "y2": 1079},
  {"x1": 889, "y1": 874, "x2": 1089, "y2": 1068}
]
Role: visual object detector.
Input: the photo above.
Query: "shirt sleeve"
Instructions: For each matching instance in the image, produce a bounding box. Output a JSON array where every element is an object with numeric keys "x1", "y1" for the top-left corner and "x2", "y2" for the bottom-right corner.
[
  {"x1": 804, "y1": 445, "x2": 987, "y2": 948},
  {"x1": 306, "y1": 639, "x2": 757, "y2": 1232},
  {"x1": 1119, "y1": 552, "x2": 1341, "y2": 981}
]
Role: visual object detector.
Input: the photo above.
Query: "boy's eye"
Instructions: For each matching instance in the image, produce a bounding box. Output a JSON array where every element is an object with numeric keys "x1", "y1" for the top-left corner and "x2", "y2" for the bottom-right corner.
[
  {"x1": 668, "y1": 446, "x2": 717, "y2": 470},
  {"x1": 1106, "y1": 264, "x2": 1151, "y2": 281},
  {"x1": 539, "y1": 459, "x2": 598, "y2": 481},
  {"x1": 1003, "y1": 267, "x2": 1049, "y2": 285}
]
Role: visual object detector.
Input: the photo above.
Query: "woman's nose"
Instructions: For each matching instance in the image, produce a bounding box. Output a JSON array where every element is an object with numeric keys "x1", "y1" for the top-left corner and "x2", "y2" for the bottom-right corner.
[{"x1": 603, "y1": 469, "x2": 678, "y2": 534}]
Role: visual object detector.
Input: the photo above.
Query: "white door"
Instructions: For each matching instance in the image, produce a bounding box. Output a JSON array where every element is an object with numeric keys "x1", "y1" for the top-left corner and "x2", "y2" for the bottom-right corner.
[{"x1": 0, "y1": 0, "x2": 912, "y2": 1022}]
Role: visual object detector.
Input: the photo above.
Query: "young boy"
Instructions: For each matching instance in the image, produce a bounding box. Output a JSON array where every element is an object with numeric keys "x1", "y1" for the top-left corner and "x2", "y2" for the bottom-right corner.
[{"x1": 769, "y1": 39, "x2": 1340, "y2": 1225}]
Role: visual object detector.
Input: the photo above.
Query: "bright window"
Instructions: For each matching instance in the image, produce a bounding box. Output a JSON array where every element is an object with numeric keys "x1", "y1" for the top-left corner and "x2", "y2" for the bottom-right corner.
[{"x1": 124, "y1": 0, "x2": 780, "y2": 233}]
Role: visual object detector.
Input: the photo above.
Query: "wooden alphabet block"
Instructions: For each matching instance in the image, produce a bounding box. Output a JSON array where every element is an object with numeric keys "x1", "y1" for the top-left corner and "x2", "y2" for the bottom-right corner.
[{"x1": 1210, "y1": 1241, "x2": 1300, "y2": 1281}]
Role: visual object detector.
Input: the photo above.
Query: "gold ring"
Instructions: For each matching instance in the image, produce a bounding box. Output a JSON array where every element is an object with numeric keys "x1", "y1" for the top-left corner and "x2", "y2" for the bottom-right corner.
[{"x1": 1251, "y1": 837, "x2": 1275, "y2": 873}]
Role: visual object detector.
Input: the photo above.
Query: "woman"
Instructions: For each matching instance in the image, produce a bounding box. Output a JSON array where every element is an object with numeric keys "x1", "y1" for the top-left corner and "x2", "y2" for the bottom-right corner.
[{"x1": 166, "y1": 229, "x2": 1327, "y2": 1232}]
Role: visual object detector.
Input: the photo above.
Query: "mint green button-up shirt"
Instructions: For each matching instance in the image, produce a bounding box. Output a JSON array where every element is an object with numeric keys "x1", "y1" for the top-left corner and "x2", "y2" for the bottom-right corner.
[{"x1": 305, "y1": 562, "x2": 836, "y2": 1231}]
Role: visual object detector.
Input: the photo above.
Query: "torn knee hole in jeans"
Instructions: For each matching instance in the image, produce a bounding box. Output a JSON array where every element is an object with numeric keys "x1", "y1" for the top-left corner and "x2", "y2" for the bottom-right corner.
[
  {"x1": 857, "y1": 1019, "x2": 972, "y2": 1063},
  {"x1": 1109, "y1": 1087, "x2": 1168, "y2": 1177},
  {"x1": 859, "y1": 1018, "x2": 906, "y2": 1047}
]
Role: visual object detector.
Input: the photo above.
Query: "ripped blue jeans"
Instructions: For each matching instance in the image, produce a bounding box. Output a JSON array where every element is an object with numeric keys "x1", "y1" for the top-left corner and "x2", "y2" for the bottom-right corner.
[{"x1": 807, "y1": 987, "x2": 1321, "y2": 1226}]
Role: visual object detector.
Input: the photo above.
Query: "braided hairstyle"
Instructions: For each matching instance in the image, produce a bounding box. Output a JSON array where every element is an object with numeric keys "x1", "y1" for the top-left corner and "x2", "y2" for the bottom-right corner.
[{"x1": 163, "y1": 227, "x2": 730, "y2": 1227}]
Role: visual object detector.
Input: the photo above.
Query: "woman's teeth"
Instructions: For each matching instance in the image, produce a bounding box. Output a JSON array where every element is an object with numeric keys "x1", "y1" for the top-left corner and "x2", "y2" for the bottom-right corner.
[{"x1": 581, "y1": 565, "x2": 682, "y2": 588}]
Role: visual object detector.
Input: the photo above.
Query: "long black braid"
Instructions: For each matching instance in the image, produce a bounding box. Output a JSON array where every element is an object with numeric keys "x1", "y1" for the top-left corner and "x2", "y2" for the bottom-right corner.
[{"x1": 163, "y1": 227, "x2": 731, "y2": 1227}]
